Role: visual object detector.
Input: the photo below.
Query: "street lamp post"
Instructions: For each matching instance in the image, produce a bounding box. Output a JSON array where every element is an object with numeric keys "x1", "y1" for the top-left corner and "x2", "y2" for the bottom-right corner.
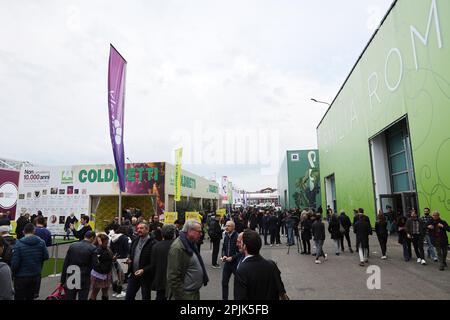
[{"x1": 310, "y1": 98, "x2": 331, "y2": 106}]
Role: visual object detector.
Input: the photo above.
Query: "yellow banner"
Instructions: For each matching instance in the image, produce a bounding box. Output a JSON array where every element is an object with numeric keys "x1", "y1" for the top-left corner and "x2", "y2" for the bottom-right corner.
[
  {"x1": 216, "y1": 208, "x2": 226, "y2": 217},
  {"x1": 174, "y1": 148, "x2": 183, "y2": 201},
  {"x1": 164, "y1": 212, "x2": 178, "y2": 225},
  {"x1": 185, "y1": 211, "x2": 202, "y2": 223}
]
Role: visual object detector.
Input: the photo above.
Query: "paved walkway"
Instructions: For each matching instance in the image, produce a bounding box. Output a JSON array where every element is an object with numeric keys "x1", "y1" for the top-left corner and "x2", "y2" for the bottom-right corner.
[{"x1": 38, "y1": 232, "x2": 450, "y2": 300}]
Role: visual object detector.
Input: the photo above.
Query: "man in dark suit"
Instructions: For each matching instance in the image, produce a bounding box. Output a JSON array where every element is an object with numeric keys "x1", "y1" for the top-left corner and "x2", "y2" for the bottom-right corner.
[
  {"x1": 234, "y1": 229, "x2": 287, "y2": 300},
  {"x1": 60, "y1": 231, "x2": 98, "y2": 300}
]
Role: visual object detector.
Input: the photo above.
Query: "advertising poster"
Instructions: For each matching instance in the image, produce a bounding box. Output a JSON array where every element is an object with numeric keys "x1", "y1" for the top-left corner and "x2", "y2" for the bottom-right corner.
[
  {"x1": 185, "y1": 211, "x2": 201, "y2": 223},
  {"x1": 221, "y1": 176, "x2": 228, "y2": 204},
  {"x1": 0, "y1": 169, "x2": 20, "y2": 219},
  {"x1": 164, "y1": 212, "x2": 178, "y2": 225}
]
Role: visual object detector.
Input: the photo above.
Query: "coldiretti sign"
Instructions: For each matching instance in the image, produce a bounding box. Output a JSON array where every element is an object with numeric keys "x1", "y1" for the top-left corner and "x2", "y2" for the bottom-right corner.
[
  {"x1": 208, "y1": 185, "x2": 219, "y2": 194},
  {"x1": 78, "y1": 167, "x2": 159, "y2": 183}
]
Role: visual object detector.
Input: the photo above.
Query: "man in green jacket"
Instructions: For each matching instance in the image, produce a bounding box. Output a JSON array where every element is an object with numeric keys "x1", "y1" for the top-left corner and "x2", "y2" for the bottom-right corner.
[{"x1": 167, "y1": 219, "x2": 209, "y2": 300}]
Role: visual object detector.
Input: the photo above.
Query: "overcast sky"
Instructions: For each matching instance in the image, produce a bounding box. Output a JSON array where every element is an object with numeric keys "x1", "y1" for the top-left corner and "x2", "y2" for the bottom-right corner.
[{"x1": 0, "y1": 0, "x2": 393, "y2": 191}]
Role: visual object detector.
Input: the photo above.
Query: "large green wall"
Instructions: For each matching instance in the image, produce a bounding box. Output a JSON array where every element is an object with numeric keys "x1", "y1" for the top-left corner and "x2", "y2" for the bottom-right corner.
[{"x1": 317, "y1": 0, "x2": 450, "y2": 224}]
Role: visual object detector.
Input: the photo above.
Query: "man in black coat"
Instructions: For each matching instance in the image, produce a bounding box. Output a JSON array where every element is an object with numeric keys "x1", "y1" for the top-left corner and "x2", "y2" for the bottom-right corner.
[
  {"x1": 234, "y1": 230, "x2": 287, "y2": 300},
  {"x1": 268, "y1": 212, "x2": 278, "y2": 246},
  {"x1": 262, "y1": 211, "x2": 270, "y2": 245},
  {"x1": 125, "y1": 222, "x2": 156, "y2": 300},
  {"x1": 150, "y1": 224, "x2": 175, "y2": 300},
  {"x1": 354, "y1": 209, "x2": 372, "y2": 266},
  {"x1": 208, "y1": 216, "x2": 222, "y2": 268},
  {"x1": 60, "y1": 231, "x2": 98, "y2": 300},
  {"x1": 339, "y1": 210, "x2": 353, "y2": 253}
]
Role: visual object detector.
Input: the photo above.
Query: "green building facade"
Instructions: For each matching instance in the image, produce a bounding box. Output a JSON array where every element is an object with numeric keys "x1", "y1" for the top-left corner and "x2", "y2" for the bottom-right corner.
[
  {"x1": 317, "y1": 0, "x2": 450, "y2": 224},
  {"x1": 278, "y1": 150, "x2": 321, "y2": 210}
]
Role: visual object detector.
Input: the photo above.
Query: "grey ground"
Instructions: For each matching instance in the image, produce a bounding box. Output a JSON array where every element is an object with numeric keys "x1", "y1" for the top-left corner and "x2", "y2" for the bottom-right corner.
[{"x1": 39, "y1": 231, "x2": 450, "y2": 300}]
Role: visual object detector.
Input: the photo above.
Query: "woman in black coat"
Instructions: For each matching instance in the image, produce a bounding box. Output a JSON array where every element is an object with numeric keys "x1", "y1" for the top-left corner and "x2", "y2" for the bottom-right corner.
[
  {"x1": 328, "y1": 214, "x2": 342, "y2": 255},
  {"x1": 375, "y1": 211, "x2": 388, "y2": 259},
  {"x1": 300, "y1": 212, "x2": 312, "y2": 254},
  {"x1": 354, "y1": 215, "x2": 372, "y2": 266}
]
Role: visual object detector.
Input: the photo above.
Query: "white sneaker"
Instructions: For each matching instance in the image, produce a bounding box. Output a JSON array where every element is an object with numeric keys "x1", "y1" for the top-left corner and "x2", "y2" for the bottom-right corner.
[
  {"x1": 270, "y1": 244, "x2": 273, "y2": 247},
  {"x1": 116, "y1": 292, "x2": 126, "y2": 298},
  {"x1": 324, "y1": 253, "x2": 328, "y2": 261},
  {"x1": 315, "y1": 260, "x2": 321, "y2": 264},
  {"x1": 381, "y1": 256, "x2": 387, "y2": 260},
  {"x1": 112, "y1": 292, "x2": 118, "y2": 297},
  {"x1": 421, "y1": 259, "x2": 427, "y2": 265},
  {"x1": 417, "y1": 258, "x2": 422, "y2": 263},
  {"x1": 276, "y1": 244, "x2": 280, "y2": 247}
]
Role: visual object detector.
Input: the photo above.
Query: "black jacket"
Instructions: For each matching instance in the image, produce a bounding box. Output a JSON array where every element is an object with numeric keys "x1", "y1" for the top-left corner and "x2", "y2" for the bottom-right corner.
[
  {"x1": 61, "y1": 240, "x2": 98, "y2": 287},
  {"x1": 110, "y1": 234, "x2": 130, "y2": 259},
  {"x1": 312, "y1": 221, "x2": 325, "y2": 241},
  {"x1": 328, "y1": 219, "x2": 342, "y2": 240},
  {"x1": 375, "y1": 221, "x2": 388, "y2": 238},
  {"x1": 72, "y1": 225, "x2": 92, "y2": 241},
  {"x1": 15, "y1": 216, "x2": 29, "y2": 239},
  {"x1": 208, "y1": 220, "x2": 222, "y2": 242},
  {"x1": 64, "y1": 216, "x2": 78, "y2": 231},
  {"x1": 268, "y1": 215, "x2": 278, "y2": 231},
  {"x1": 339, "y1": 214, "x2": 352, "y2": 232},
  {"x1": 249, "y1": 214, "x2": 258, "y2": 230},
  {"x1": 93, "y1": 247, "x2": 113, "y2": 275},
  {"x1": 427, "y1": 219, "x2": 450, "y2": 246},
  {"x1": 301, "y1": 219, "x2": 312, "y2": 240},
  {"x1": 150, "y1": 239, "x2": 174, "y2": 290},
  {"x1": 1, "y1": 235, "x2": 16, "y2": 266},
  {"x1": 354, "y1": 217, "x2": 372, "y2": 248},
  {"x1": 234, "y1": 255, "x2": 283, "y2": 300},
  {"x1": 128, "y1": 236, "x2": 156, "y2": 282},
  {"x1": 405, "y1": 218, "x2": 426, "y2": 237}
]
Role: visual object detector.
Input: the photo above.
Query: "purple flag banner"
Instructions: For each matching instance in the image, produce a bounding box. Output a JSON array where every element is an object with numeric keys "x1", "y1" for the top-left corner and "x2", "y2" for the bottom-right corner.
[{"x1": 108, "y1": 44, "x2": 127, "y2": 192}]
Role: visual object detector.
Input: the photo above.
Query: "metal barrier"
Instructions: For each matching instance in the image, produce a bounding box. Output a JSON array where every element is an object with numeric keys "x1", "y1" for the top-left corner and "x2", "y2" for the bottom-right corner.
[{"x1": 47, "y1": 234, "x2": 78, "y2": 278}]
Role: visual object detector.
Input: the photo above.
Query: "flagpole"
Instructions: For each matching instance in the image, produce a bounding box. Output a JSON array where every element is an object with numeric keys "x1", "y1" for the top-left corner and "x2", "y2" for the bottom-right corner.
[{"x1": 119, "y1": 190, "x2": 122, "y2": 225}]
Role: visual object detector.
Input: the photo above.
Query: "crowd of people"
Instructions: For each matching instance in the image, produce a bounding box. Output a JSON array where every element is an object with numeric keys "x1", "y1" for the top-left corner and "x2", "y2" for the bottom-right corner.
[{"x1": 0, "y1": 204, "x2": 449, "y2": 301}]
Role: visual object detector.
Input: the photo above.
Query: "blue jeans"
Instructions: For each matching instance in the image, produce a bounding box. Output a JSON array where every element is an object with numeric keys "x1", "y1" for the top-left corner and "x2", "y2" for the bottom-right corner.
[
  {"x1": 314, "y1": 240, "x2": 325, "y2": 259},
  {"x1": 425, "y1": 234, "x2": 437, "y2": 260},
  {"x1": 287, "y1": 227, "x2": 294, "y2": 245}
]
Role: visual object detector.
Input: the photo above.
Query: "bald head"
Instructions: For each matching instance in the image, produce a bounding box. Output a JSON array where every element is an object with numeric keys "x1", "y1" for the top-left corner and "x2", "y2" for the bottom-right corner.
[{"x1": 225, "y1": 220, "x2": 235, "y2": 233}]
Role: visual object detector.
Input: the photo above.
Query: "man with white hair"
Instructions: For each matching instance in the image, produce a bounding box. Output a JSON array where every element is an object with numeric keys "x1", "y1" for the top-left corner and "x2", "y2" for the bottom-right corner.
[{"x1": 166, "y1": 219, "x2": 209, "y2": 300}]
